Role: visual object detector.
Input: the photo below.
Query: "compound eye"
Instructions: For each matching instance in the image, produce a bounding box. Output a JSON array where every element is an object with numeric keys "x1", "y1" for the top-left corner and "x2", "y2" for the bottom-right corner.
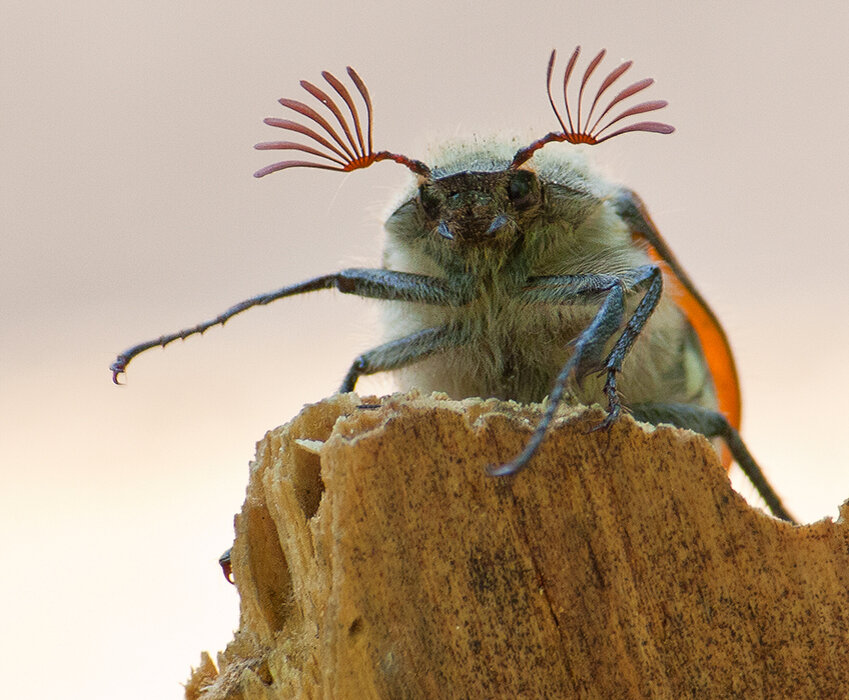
[
  {"x1": 507, "y1": 170, "x2": 538, "y2": 209},
  {"x1": 418, "y1": 184, "x2": 442, "y2": 220}
]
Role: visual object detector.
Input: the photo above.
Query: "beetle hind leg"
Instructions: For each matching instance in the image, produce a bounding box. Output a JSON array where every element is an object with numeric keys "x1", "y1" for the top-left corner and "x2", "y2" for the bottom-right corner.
[{"x1": 630, "y1": 402, "x2": 795, "y2": 523}]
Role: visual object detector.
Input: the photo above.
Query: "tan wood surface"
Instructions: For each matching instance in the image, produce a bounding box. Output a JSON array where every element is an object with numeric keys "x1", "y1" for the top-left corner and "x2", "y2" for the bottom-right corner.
[{"x1": 186, "y1": 392, "x2": 849, "y2": 699}]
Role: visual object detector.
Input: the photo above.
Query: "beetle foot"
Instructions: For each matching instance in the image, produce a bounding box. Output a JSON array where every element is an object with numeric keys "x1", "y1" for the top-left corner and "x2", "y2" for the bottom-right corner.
[{"x1": 589, "y1": 370, "x2": 621, "y2": 432}]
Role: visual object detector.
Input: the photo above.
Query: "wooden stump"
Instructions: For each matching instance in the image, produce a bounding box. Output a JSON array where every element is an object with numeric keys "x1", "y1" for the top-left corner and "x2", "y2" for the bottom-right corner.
[{"x1": 185, "y1": 392, "x2": 849, "y2": 699}]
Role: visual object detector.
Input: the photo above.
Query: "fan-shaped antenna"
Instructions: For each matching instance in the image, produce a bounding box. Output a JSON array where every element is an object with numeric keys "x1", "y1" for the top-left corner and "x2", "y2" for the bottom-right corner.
[
  {"x1": 512, "y1": 47, "x2": 674, "y2": 168},
  {"x1": 254, "y1": 67, "x2": 430, "y2": 178}
]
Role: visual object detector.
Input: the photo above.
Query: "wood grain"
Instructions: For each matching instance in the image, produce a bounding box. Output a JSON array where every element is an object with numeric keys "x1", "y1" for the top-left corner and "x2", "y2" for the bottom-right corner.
[{"x1": 186, "y1": 392, "x2": 849, "y2": 699}]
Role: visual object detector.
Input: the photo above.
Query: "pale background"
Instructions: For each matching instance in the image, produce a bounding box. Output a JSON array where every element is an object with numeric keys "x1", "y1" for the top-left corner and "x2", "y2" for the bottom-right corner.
[{"x1": 3, "y1": 1, "x2": 848, "y2": 698}]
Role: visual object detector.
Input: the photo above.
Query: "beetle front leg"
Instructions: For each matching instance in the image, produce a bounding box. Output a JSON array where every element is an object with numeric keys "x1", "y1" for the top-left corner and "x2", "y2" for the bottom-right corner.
[
  {"x1": 491, "y1": 274, "x2": 626, "y2": 476},
  {"x1": 594, "y1": 265, "x2": 664, "y2": 431},
  {"x1": 110, "y1": 268, "x2": 469, "y2": 381},
  {"x1": 521, "y1": 266, "x2": 663, "y2": 423},
  {"x1": 491, "y1": 266, "x2": 662, "y2": 476}
]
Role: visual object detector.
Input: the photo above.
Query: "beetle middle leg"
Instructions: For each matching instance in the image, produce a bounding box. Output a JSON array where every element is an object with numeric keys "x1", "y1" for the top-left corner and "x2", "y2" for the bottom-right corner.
[{"x1": 340, "y1": 325, "x2": 464, "y2": 392}]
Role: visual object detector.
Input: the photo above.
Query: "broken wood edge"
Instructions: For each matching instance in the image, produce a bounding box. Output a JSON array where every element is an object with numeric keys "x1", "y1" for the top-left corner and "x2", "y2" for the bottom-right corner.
[{"x1": 185, "y1": 391, "x2": 849, "y2": 700}]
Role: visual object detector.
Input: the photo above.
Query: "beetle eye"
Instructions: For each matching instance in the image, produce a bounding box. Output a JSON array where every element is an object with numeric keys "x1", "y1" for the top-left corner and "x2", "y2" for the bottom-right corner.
[
  {"x1": 418, "y1": 185, "x2": 441, "y2": 219},
  {"x1": 507, "y1": 171, "x2": 537, "y2": 209}
]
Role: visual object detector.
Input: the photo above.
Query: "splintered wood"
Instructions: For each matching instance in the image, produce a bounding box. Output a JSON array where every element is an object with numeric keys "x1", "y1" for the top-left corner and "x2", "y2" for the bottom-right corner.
[{"x1": 185, "y1": 392, "x2": 849, "y2": 699}]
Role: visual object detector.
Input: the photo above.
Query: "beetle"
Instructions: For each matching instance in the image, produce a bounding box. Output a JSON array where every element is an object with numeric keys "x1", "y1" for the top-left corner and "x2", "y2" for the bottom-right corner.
[{"x1": 111, "y1": 46, "x2": 794, "y2": 523}]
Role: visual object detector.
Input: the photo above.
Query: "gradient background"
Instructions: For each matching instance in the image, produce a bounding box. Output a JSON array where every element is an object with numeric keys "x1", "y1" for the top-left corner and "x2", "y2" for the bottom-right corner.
[{"x1": 4, "y1": 2, "x2": 848, "y2": 697}]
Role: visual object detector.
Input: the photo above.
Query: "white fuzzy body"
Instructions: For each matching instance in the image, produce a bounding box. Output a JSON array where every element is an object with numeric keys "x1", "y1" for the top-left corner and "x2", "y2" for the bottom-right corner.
[{"x1": 380, "y1": 141, "x2": 716, "y2": 412}]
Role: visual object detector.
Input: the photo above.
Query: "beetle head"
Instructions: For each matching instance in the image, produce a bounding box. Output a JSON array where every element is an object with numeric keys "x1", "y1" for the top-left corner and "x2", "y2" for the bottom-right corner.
[{"x1": 413, "y1": 169, "x2": 540, "y2": 247}]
